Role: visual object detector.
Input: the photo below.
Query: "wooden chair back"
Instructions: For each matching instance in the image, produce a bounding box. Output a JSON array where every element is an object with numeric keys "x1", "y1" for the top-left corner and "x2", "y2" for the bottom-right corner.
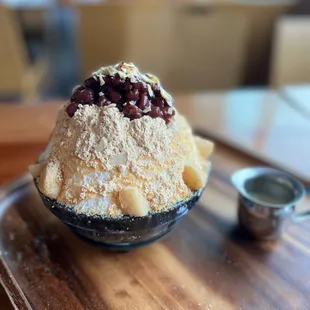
[
  {"x1": 270, "y1": 17, "x2": 310, "y2": 86},
  {"x1": 0, "y1": 5, "x2": 28, "y2": 97},
  {"x1": 76, "y1": 1, "x2": 172, "y2": 83},
  {"x1": 166, "y1": 5, "x2": 248, "y2": 92}
]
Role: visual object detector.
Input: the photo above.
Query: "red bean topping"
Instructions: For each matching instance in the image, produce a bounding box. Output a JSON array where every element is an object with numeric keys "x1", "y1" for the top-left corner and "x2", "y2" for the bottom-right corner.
[
  {"x1": 148, "y1": 106, "x2": 161, "y2": 118},
  {"x1": 133, "y1": 81, "x2": 146, "y2": 92},
  {"x1": 84, "y1": 77, "x2": 100, "y2": 91},
  {"x1": 123, "y1": 104, "x2": 142, "y2": 120},
  {"x1": 152, "y1": 98, "x2": 165, "y2": 108},
  {"x1": 66, "y1": 103, "x2": 79, "y2": 117},
  {"x1": 71, "y1": 88, "x2": 95, "y2": 105},
  {"x1": 67, "y1": 70, "x2": 174, "y2": 124},
  {"x1": 126, "y1": 89, "x2": 139, "y2": 101},
  {"x1": 124, "y1": 79, "x2": 132, "y2": 91},
  {"x1": 107, "y1": 87, "x2": 122, "y2": 103},
  {"x1": 136, "y1": 93, "x2": 149, "y2": 110}
]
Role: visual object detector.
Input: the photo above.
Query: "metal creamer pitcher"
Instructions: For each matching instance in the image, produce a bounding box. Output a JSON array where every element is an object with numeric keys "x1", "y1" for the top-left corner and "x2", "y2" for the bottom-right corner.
[{"x1": 232, "y1": 167, "x2": 307, "y2": 240}]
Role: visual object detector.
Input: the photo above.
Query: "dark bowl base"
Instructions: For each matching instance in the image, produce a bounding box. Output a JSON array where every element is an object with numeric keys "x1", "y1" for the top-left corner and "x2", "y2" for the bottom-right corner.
[
  {"x1": 71, "y1": 226, "x2": 173, "y2": 251},
  {"x1": 35, "y1": 180, "x2": 203, "y2": 251}
]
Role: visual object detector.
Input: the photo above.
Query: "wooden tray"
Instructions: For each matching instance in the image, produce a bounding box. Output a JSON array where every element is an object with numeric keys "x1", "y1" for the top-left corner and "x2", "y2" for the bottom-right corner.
[{"x1": 1, "y1": 173, "x2": 310, "y2": 309}]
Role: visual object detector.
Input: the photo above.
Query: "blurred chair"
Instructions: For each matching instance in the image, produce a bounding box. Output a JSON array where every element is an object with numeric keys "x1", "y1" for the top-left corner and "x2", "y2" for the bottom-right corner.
[
  {"x1": 0, "y1": 4, "x2": 46, "y2": 103},
  {"x1": 270, "y1": 17, "x2": 310, "y2": 86},
  {"x1": 77, "y1": 2, "x2": 250, "y2": 93},
  {"x1": 166, "y1": 5, "x2": 248, "y2": 92},
  {"x1": 218, "y1": 1, "x2": 294, "y2": 85},
  {"x1": 76, "y1": 1, "x2": 173, "y2": 84}
]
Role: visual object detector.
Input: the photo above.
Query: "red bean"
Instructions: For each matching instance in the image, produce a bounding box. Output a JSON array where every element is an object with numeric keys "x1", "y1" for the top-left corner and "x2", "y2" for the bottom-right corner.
[
  {"x1": 68, "y1": 70, "x2": 174, "y2": 123},
  {"x1": 152, "y1": 98, "x2": 165, "y2": 108},
  {"x1": 107, "y1": 87, "x2": 122, "y2": 103},
  {"x1": 66, "y1": 103, "x2": 79, "y2": 117},
  {"x1": 123, "y1": 105, "x2": 142, "y2": 120},
  {"x1": 136, "y1": 93, "x2": 150, "y2": 110},
  {"x1": 124, "y1": 79, "x2": 132, "y2": 91},
  {"x1": 84, "y1": 77, "x2": 100, "y2": 91},
  {"x1": 133, "y1": 81, "x2": 146, "y2": 91},
  {"x1": 148, "y1": 106, "x2": 161, "y2": 118},
  {"x1": 152, "y1": 84, "x2": 161, "y2": 97},
  {"x1": 126, "y1": 89, "x2": 139, "y2": 101},
  {"x1": 71, "y1": 88, "x2": 95, "y2": 105}
]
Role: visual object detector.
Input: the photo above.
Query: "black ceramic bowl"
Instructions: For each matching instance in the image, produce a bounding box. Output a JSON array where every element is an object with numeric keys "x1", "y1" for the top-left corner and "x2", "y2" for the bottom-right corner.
[{"x1": 35, "y1": 181, "x2": 202, "y2": 251}]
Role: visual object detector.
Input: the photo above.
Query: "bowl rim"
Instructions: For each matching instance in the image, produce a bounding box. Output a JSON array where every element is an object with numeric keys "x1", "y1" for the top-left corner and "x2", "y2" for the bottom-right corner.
[{"x1": 34, "y1": 179, "x2": 203, "y2": 230}]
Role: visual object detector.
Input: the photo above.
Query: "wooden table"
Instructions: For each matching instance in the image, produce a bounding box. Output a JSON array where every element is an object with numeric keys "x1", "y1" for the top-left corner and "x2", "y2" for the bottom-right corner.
[{"x1": 0, "y1": 98, "x2": 310, "y2": 309}]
